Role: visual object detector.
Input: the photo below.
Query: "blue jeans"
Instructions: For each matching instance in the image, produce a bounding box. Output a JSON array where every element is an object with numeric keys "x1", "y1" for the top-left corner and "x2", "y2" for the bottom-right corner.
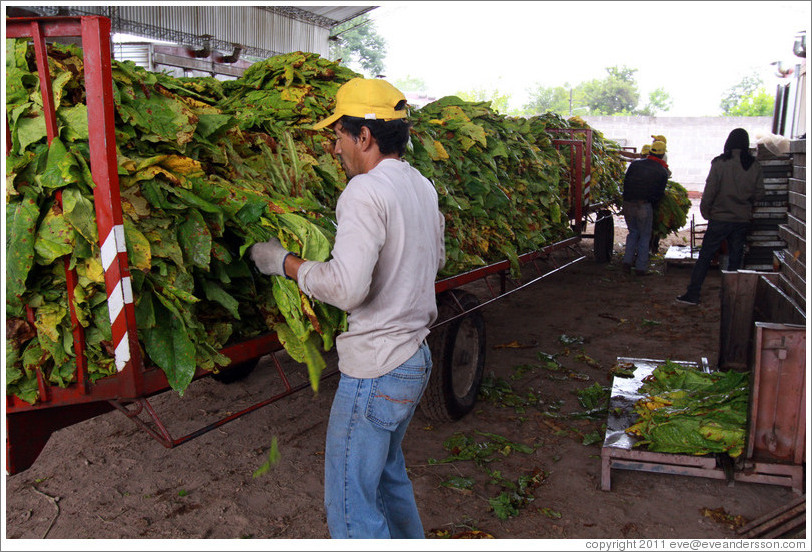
[
  {"x1": 683, "y1": 220, "x2": 749, "y2": 301},
  {"x1": 324, "y1": 342, "x2": 432, "y2": 539},
  {"x1": 622, "y1": 200, "x2": 654, "y2": 271}
]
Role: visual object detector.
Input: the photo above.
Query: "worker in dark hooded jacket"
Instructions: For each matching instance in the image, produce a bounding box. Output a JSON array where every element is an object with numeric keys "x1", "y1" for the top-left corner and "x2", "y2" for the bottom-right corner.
[
  {"x1": 676, "y1": 128, "x2": 765, "y2": 305},
  {"x1": 621, "y1": 140, "x2": 669, "y2": 275}
]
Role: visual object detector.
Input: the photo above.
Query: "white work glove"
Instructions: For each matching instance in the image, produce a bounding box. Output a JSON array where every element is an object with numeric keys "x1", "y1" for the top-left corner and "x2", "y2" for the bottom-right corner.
[{"x1": 250, "y1": 237, "x2": 290, "y2": 277}]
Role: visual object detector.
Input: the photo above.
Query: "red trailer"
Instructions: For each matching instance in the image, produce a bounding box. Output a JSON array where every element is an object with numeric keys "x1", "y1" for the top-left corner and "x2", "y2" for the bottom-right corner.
[{"x1": 5, "y1": 15, "x2": 614, "y2": 474}]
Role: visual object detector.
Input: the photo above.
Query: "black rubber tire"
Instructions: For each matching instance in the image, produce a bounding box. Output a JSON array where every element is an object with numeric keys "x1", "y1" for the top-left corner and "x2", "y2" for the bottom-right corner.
[
  {"x1": 210, "y1": 358, "x2": 259, "y2": 384},
  {"x1": 420, "y1": 290, "x2": 486, "y2": 422},
  {"x1": 593, "y1": 209, "x2": 614, "y2": 263}
]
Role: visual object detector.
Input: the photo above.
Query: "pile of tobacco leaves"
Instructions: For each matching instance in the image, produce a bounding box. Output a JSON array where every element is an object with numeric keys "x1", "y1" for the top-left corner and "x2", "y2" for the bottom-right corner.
[
  {"x1": 5, "y1": 42, "x2": 629, "y2": 403},
  {"x1": 625, "y1": 361, "x2": 750, "y2": 457}
]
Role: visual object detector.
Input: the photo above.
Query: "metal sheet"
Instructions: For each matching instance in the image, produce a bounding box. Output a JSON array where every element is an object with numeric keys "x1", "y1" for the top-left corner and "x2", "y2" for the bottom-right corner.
[{"x1": 603, "y1": 357, "x2": 700, "y2": 451}]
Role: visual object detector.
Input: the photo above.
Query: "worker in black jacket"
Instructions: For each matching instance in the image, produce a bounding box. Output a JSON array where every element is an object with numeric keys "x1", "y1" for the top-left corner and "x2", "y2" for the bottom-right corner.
[{"x1": 621, "y1": 140, "x2": 669, "y2": 275}]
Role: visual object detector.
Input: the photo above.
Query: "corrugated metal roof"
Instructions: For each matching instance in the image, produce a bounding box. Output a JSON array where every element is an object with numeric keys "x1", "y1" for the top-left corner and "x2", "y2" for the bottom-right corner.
[
  {"x1": 261, "y1": 6, "x2": 377, "y2": 28},
  {"x1": 11, "y1": 5, "x2": 377, "y2": 59}
]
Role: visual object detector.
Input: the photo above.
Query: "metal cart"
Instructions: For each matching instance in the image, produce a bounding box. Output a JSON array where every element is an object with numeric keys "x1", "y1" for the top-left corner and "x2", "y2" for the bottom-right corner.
[{"x1": 5, "y1": 15, "x2": 613, "y2": 474}]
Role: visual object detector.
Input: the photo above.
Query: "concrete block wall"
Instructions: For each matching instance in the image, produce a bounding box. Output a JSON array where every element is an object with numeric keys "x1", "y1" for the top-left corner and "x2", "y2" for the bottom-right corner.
[{"x1": 582, "y1": 116, "x2": 773, "y2": 193}]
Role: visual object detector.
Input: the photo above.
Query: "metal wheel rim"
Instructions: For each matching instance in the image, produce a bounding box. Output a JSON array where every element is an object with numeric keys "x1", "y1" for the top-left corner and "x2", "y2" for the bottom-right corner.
[{"x1": 450, "y1": 317, "x2": 480, "y2": 398}]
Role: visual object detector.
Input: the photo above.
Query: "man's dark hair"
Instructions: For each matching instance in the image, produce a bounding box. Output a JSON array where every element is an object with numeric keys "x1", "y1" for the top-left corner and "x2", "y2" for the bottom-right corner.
[{"x1": 337, "y1": 100, "x2": 412, "y2": 157}]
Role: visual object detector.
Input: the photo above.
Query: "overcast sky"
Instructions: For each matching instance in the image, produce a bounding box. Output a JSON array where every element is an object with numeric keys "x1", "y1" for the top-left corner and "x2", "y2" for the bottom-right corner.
[{"x1": 369, "y1": 1, "x2": 809, "y2": 116}]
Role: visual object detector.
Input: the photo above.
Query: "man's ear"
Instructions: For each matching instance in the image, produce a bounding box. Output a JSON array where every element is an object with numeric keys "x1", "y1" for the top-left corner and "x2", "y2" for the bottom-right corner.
[{"x1": 358, "y1": 126, "x2": 375, "y2": 151}]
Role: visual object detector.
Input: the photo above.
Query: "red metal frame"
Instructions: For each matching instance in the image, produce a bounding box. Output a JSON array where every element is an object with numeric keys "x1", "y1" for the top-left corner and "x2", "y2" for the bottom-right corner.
[
  {"x1": 5, "y1": 16, "x2": 596, "y2": 475},
  {"x1": 4, "y1": 16, "x2": 289, "y2": 474},
  {"x1": 552, "y1": 138, "x2": 585, "y2": 230}
]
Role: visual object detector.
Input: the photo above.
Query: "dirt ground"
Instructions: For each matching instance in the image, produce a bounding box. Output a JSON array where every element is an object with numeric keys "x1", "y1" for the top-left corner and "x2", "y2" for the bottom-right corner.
[{"x1": 3, "y1": 213, "x2": 806, "y2": 547}]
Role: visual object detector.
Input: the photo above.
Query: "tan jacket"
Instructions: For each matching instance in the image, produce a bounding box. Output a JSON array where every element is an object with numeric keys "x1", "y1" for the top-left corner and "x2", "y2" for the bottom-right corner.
[{"x1": 700, "y1": 150, "x2": 765, "y2": 222}]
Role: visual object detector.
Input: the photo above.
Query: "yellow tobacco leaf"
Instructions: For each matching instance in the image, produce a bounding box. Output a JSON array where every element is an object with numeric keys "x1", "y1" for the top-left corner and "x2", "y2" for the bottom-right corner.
[
  {"x1": 432, "y1": 140, "x2": 450, "y2": 160},
  {"x1": 77, "y1": 257, "x2": 105, "y2": 285},
  {"x1": 159, "y1": 155, "x2": 203, "y2": 175}
]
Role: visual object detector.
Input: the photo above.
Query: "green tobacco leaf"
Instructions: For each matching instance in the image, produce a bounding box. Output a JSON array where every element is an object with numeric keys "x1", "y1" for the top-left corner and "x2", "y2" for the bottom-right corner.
[
  {"x1": 36, "y1": 137, "x2": 81, "y2": 189},
  {"x1": 440, "y1": 476, "x2": 475, "y2": 492},
  {"x1": 34, "y1": 204, "x2": 74, "y2": 264},
  {"x1": 143, "y1": 298, "x2": 196, "y2": 395},
  {"x1": 123, "y1": 91, "x2": 198, "y2": 147},
  {"x1": 272, "y1": 278, "x2": 308, "y2": 338},
  {"x1": 196, "y1": 113, "x2": 234, "y2": 138},
  {"x1": 61, "y1": 187, "x2": 97, "y2": 245},
  {"x1": 6, "y1": 193, "x2": 39, "y2": 313},
  {"x1": 275, "y1": 212, "x2": 331, "y2": 260},
  {"x1": 146, "y1": 227, "x2": 184, "y2": 266},
  {"x1": 57, "y1": 104, "x2": 89, "y2": 142},
  {"x1": 178, "y1": 208, "x2": 212, "y2": 269},
  {"x1": 33, "y1": 302, "x2": 67, "y2": 344},
  {"x1": 13, "y1": 105, "x2": 48, "y2": 153},
  {"x1": 200, "y1": 279, "x2": 241, "y2": 320},
  {"x1": 123, "y1": 219, "x2": 152, "y2": 271},
  {"x1": 252, "y1": 437, "x2": 281, "y2": 478},
  {"x1": 274, "y1": 323, "x2": 325, "y2": 393}
]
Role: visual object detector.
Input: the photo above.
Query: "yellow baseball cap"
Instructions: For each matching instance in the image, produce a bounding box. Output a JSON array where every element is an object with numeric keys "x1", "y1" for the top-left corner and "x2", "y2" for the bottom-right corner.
[
  {"x1": 651, "y1": 134, "x2": 667, "y2": 143},
  {"x1": 650, "y1": 141, "x2": 667, "y2": 155},
  {"x1": 641, "y1": 144, "x2": 651, "y2": 155},
  {"x1": 312, "y1": 77, "x2": 408, "y2": 130}
]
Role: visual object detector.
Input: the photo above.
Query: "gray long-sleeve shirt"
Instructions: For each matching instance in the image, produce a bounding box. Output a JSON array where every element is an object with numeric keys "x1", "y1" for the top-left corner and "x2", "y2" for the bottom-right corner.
[
  {"x1": 700, "y1": 150, "x2": 765, "y2": 222},
  {"x1": 297, "y1": 158, "x2": 446, "y2": 378}
]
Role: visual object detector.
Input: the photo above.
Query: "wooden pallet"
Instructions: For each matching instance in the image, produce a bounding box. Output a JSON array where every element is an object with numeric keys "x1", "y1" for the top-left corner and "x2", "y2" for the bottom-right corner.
[
  {"x1": 601, "y1": 446, "x2": 805, "y2": 493},
  {"x1": 736, "y1": 495, "x2": 806, "y2": 538}
]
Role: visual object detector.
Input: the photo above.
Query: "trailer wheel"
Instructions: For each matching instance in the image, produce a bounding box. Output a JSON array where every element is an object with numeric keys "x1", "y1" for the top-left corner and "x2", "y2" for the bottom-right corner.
[
  {"x1": 593, "y1": 209, "x2": 614, "y2": 263},
  {"x1": 420, "y1": 291, "x2": 486, "y2": 422},
  {"x1": 211, "y1": 358, "x2": 259, "y2": 384}
]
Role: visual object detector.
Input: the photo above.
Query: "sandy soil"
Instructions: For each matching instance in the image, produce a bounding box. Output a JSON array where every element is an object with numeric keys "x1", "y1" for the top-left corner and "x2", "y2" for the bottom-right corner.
[{"x1": 3, "y1": 215, "x2": 805, "y2": 547}]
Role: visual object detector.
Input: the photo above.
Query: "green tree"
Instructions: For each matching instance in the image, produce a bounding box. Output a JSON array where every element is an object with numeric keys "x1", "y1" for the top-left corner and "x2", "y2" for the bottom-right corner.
[
  {"x1": 727, "y1": 89, "x2": 775, "y2": 116},
  {"x1": 393, "y1": 75, "x2": 428, "y2": 93},
  {"x1": 637, "y1": 88, "x2": 673, "y2": 116},
  {"x1": 454, "y1": 86, "x2": 511, "y2": 114},
  {"x1": 721, "y1": 73, "x2": 774, "y2": 116},
  {"x1": 579, "y1": 65, "x2": 640, "y2": 115},
  {"x1": 329, "y1": 15, "x2": 386, "y2": 77},
  {"x1": 522, "y1": 83, "x2": 575, "y2": 116}
]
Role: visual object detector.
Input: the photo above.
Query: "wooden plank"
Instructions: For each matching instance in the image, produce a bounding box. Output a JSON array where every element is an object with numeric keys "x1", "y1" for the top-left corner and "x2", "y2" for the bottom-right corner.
[
  {"x1": 778, "y1": 224, "x2": 806, "y2": 263},
  {"x1": 762, "y1": 515, "x2": 805, "y2": 538},
  {"x1": 792, "y1": 164, "x2": 806, "y2": 180},
  {"x1": 774, "y1": 248, "x2": 806, "y2": 286},
  {"x1": 754, "y1": 275, "x2": 806, "y2": 326},
  {"x1": 749, "y1": 324, "x2": 807, "y2": 464},
  {"x1": 787, "y1": 212, "x2": 805, "y2": 236},
  {"x1": 788, "y1": 191, "x2": 806, "y2": 224},
  {"x1": 737, "y1": 498, "x2": 806, "y2": 537},
  {"x1": 770, "y1": 250, "x2": 806, "y2": 312},
  {"x1": 737, "y1": 495, "x2": 806, "y2": 534},
  {"x1": 788, "y1": 177, "x2": 805, "y2": 193},
  {"x1": 788, "y1": 190, "x2": 806, "y2": 208},
  {"x1": 719, "y1": 271, "x2": 760, "y2": 371}
]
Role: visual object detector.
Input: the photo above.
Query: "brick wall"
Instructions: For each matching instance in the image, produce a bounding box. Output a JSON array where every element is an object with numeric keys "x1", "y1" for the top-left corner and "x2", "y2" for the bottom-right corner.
[{"x1": 582, "y1": 116, "x2": 773, "y2": 193}]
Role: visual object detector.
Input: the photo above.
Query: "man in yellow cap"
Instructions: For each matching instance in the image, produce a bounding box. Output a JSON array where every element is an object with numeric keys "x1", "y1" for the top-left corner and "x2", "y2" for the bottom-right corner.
[
  {"x1": 651, "y1": 134, "x2": 669, "y2": 164},
  {"x1": 617, "y1": 143, "x2": 651, "y2": 161},
  {"x1": 620, "y1": 140, "x2": 669, "y2": 275},
  {"x1": 250, "y1": 77, "x2": 445, "y2": 538},
  {"x1": 617, "y1": 134, "x2": 669, "y2": 162}
]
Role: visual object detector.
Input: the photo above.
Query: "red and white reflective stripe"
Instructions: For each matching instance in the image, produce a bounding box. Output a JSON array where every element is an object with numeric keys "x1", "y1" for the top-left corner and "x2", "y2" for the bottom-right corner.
[
  {"x1": 100, "y1": 224, "x2": 132, "y2": 371},
  {"x1": 583, "y1": 174, "x2": 591, "y2": 205}
]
